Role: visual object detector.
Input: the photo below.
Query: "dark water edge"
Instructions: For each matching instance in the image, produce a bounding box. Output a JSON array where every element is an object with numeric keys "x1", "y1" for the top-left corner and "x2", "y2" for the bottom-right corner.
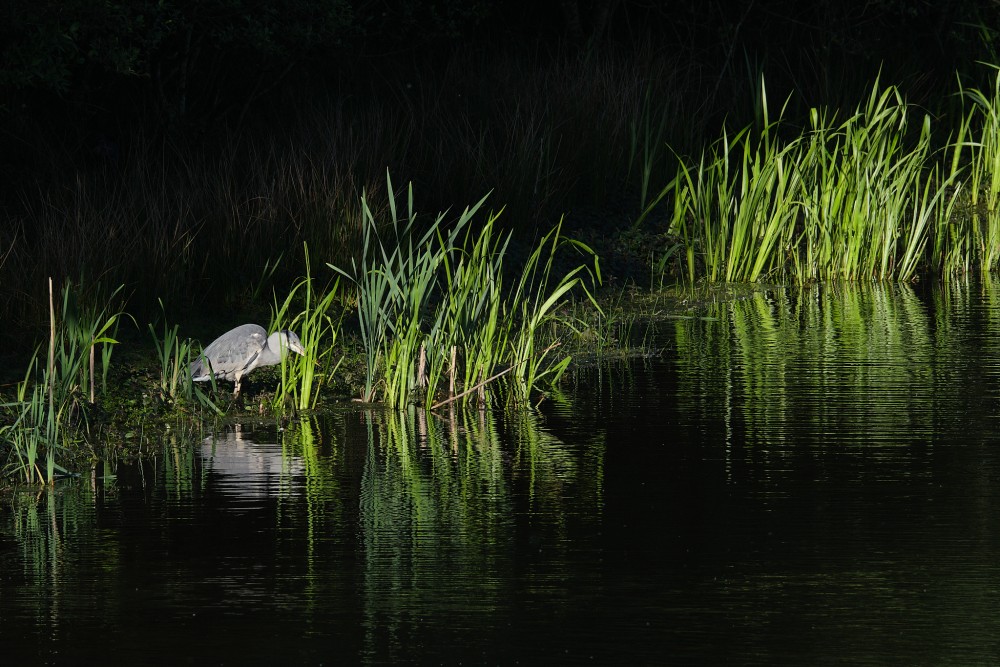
[{"x1": 6, "y1": 281, "x2": 1000, "y2": 665}]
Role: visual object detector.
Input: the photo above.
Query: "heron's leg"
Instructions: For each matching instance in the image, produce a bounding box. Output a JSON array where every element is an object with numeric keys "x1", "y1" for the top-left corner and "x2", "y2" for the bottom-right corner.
[{"x1": 233, "y1": 372, "x2": 243, "y2": 398}]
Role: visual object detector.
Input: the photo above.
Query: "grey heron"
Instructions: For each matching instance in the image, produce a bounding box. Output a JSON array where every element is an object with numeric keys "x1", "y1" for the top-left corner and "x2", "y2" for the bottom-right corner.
[{"x1": 190, "y1": 324, "x2": 305, "y2": 397}]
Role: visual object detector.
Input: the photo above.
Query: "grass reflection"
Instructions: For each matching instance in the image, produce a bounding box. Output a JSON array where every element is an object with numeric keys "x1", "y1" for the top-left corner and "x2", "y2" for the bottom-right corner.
[
  {"x1": 672, "y1": 281, "x2": 1000, "y2": 464},
  {"x1": 358, "y1": 405, "x2": 601, "y2": 662},
  {"x1": 5, "y1": 405, "x2": 604, "y2": 663},
  {"x1": 9, "y1": 480, "x2": 114, "y2": 631}
]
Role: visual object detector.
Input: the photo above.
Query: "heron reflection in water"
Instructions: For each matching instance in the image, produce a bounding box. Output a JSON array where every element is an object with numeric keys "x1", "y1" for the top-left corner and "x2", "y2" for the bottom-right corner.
[{"x1": 190, "y1": 324, "x2": 305, "y2": 397}]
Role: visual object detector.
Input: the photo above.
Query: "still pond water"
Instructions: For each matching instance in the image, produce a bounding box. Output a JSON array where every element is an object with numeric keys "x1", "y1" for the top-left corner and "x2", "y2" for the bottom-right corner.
[{"x1": 6, "y1": 282, "x2": 1000, "y2": 664}]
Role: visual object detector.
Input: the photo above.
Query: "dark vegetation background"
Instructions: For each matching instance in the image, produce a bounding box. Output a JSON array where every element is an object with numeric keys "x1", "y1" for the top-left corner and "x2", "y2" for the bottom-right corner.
[{"x1": 2, "y1": 0, "x2": 999, "y2": 349}]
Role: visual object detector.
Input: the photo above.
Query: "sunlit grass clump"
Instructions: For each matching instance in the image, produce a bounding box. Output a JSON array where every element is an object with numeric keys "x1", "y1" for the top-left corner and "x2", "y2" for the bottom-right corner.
[
  {"x1": 956, "y1": 69, "x2": 1000, "y2": 273},
  {"x1": 332, "y1": 174, "x2": 601, "y2": 409},
  {"x1": 147, "y1": 299, "x2": 223, "y2": 415},
  {"x1": 271, "y1": 244, "x2": 343, "y2": 412},
  {"x1": 639, "y1": 75, "x2": 1000, "y2": 283},
  {"x1": 1, "y1": 280, "x2": 124, "y2": 483}
]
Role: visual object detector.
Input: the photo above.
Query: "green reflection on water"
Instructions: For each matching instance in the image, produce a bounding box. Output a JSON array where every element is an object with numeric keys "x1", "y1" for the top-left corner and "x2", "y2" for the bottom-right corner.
[
  {"x1": 672, "y1": 280, "x2": 1000, "y2": 460},
  {"x1": 357, "y1": 406, "x2": 603, "y2": 663},
  {"x1": 5, "y1": 404, "x2": 604, "y2": 659},
  {"x1": 10, "y1": 480, "x2": 113, "y2": 633}
]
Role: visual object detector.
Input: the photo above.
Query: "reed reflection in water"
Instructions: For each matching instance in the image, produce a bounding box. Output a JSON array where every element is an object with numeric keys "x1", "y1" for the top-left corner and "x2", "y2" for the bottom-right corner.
[{"x1": 2, "y1": 407, "x2": 608, "y2": 664}]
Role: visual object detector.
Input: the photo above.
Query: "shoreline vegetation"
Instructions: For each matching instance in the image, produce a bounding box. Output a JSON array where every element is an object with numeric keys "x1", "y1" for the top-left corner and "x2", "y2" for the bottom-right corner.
[{"x1": 9, "y1": 36, "x2": 1000, "y2": 482}]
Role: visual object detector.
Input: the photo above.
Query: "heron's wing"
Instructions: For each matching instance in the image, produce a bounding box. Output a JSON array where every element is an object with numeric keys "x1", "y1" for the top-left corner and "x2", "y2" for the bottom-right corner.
[
  {"x1": 234, "y1": 331, "x2": 267, "y2": 375},
  {"x1": 241, "y1": 349, "x2": 261, "y2": 372},
  {"x1": 190, "y1": 352, "x2": 220, "y2": 381},
  {"x1": 193, "y1": 327, "x2": 267, "y2": 380}
]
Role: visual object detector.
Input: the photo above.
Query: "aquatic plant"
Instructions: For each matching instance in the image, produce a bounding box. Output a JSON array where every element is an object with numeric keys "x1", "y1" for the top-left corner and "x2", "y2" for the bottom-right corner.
[
  {"x1": 640, "y1": 79, "x2": 969, "y2": 284},
  {"x1": 564, "y1": 286, "x2": 643, "y2": 361},
  {"x1": 955, "y1": 67, "x2": 1000, "y2": 273},
  {"x1": 331, "y1": 174, "x2": 449, "y2": 404},
  {"x1": 794, "y1": 85, "x2": 959, "y2": 282},
  {"x1": 4, "y1": 355, "x2": 59, "y2": 484},
  {"x1": 52, "y1": 280, "x2": 126, "y2": 409},
  {"x1": 148, "y1": 299, "x2": 194, "y2": 401},
  {"x1": 331, "y1": 174, "x2": 600, "y2": 409},
  {"x1": 503, "y1": 219, "x2": 601, "y2": 403},
  {"x1": 271, "y1": 244, "x2": 343, "y2": 411},
  {"x1": 2, "y1": 279, "x2": 124, "y2": 483},
  {"x1": 147, "y1": 300, "x2": 222, "y2": 414},
  {"x1": 429, "y1": 210, "x2": 510, "y2": 409}
]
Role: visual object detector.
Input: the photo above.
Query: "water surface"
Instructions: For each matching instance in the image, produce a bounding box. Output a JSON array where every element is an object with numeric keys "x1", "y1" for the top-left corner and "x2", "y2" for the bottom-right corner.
[{"x1": 5, "y1": 281, "x2": 1000, "y2": 664}]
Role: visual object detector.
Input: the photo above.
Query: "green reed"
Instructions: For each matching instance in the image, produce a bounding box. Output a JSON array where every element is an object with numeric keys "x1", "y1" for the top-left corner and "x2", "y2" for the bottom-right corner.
[
  {"x1": 332, "y1": 173, "x2": 480, "y2": 405},
  {"x1": 956, "y1": 67, "x2": 1000, "y2": 273},
  {"x1": 643, "y1": 79, "x2": 971, "y2": 284},
  {"x1": 377, "y1": 203, "x2": 454, "y2": 409},
  {"x1": 147, "y1": 310, "x2": 221, "y2": 414},
  {"x1": 342, "y1": 174, "x2": 405, "y2": 403},
  {"x1": 331, "y1": 174, "x2": 600, "y2": 409},
  {"x1": 148, "y1": 299, "x2": 194, "y2": 402},
  {"x1": 4, "y1": 355, "x2": 58, "y2": 483},
  {"x1": 424, "y1": 214, "x2": 600, "y2": 410},
  {"x1": 2, "y1": 279, "x2": 125, "y2": 483},
  {"x1": 271, "y1": 243, "x2": 343, "y2": 411},
  {"x1": 50, "y1": 279, "x2": 123, "y2": 426},
  {"x1": 431, "y1": 210, "x2": 509, "y2": 408},
  {"x1": 796, "y1": 86, "x2": 954, "y2": 281},
  {"x1": 53, "y1": 281, "x2": 125, "y2": 410},
  {"x1": 504, "y1": 219, "x2": 601, "y2": 403}
]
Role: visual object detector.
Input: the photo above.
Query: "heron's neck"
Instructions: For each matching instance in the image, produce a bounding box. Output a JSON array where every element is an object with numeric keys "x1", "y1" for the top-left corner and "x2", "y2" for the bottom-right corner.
[{"x1": 259, "y1": 334, "x2": 289, "y2": 366}]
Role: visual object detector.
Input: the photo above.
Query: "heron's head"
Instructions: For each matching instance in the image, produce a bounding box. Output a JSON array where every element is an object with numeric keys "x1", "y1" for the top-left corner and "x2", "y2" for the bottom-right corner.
[{"x1": 272, "y1": 330, "x2": 306, "y2": 358}]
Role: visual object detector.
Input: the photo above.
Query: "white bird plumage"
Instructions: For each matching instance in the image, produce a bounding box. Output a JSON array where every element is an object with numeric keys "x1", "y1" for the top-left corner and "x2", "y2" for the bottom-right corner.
[{"x1": 190, "y1": 324, "x2": 305, "y2": 397}]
